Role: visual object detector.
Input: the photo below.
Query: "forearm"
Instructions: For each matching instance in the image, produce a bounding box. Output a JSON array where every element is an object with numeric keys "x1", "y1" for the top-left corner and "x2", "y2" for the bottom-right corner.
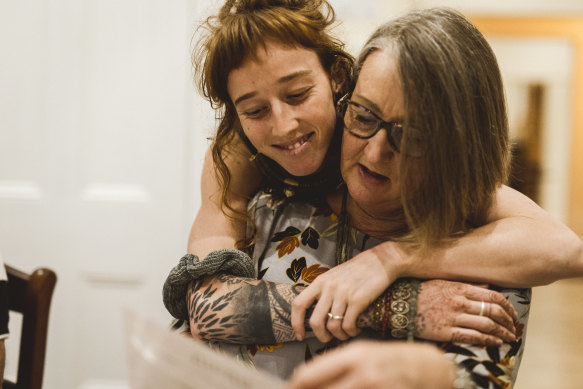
[
  {"x1": 188, "y1": 274, "x2": 306, "y2": 344},
  {"x1": 403, "y1": 219, "x2": 581, "y2": 288},
  {"x1": 377, "y1": 186, "x2": 583, "y2": 288},
  {"x1": 187, "y1": 143, "x2": 260, "y2": 258},
  {"x1": 187, "y1": 273, "x2": 387, "y2": 344}
]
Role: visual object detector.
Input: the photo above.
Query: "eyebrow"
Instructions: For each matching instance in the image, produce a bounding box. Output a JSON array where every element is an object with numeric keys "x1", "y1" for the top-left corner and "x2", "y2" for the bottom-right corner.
[
  {"x1": 233, "y1": 70, "x2": 313, "y2": 107},
  {"x1": 351, "y1": 94, "x2": 384, "y2": 117}
]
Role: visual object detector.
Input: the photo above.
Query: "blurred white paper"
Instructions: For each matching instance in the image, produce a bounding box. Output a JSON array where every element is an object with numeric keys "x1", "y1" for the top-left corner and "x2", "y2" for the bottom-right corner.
[{"x1": 124, "y1": 310, "x2": 285, "y2": 389}]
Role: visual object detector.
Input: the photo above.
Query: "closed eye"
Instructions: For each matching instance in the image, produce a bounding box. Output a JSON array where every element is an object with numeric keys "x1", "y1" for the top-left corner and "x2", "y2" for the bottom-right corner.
[
  {"x1": 287, "y1": 86, "x2": 313, "y2": 105},
  {"x1": 354, "y1": 113, "x2": 377, "y2": 125},
  {"x1": 241, "y1": 106, "x2": 269, "y2": 119}
]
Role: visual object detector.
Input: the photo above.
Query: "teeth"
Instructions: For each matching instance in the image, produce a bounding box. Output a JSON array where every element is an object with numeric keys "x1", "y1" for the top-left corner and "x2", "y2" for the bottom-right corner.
[{"x1": 281, "y1": 135, "x2": 308, "y2": 150}]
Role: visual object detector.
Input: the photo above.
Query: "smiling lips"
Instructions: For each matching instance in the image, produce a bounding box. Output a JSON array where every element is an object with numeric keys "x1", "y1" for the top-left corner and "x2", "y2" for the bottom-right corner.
[{"x1": 274, "y1": 133, "x2": 313, "y2": 151}]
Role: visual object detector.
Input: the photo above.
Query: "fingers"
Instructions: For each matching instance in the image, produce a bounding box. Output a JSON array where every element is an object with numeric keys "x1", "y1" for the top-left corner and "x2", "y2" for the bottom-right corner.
[
  {"x1": 477, "y1": 300, "x2": 516, "y2": 334},
  {"x1": 291, "y1": 288, "x2": 318, "y2": 341},
  {"x1": 458, "y1": 289, "x2": 517, "y2": 337},
  {"x1": 450, "y1": 327, "x2": 508, "y2": 347},
  {"x1": 308, "y1": 293, "x2": 334, "y2": 343},
  {"x1": 326, "y1": 300, "x2": 350, "y2": 341},
  {"x1": 342, "y1": 303, "x2": 363, "y2": 337},
  {"x1": 455, "y1": 313, "x2": 516, "y2": 344},
  {"x1": 466, "y1": 287, "x2": 518, "y2": 322}
]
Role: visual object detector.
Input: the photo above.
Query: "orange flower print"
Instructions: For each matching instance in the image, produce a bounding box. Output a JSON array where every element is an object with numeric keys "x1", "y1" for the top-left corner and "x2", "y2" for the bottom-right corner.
[
  {"x1": 301, "y1": 264, "x2": 329, "y2": 283},
  {"x1": 276, "y1": 236, "x2": 299, "y2": 258}
]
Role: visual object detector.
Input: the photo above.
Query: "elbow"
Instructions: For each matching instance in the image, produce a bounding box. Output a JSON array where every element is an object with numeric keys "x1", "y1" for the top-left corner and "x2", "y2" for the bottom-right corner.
[
  {"x1": 189, "y1": 322, "x2": 202, "y2": 340},
  {"x1": 548, "y1": 228, "x2": 583, "y2": 283},
  {"x1": 569, "y1": 233, "x2": 583, "y2": 277}
]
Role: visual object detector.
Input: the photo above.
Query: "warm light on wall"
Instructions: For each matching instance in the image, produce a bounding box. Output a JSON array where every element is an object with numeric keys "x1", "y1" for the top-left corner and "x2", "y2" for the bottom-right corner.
[{"x1": 471, "y1": 16, "x2": 583, "y2": 236}]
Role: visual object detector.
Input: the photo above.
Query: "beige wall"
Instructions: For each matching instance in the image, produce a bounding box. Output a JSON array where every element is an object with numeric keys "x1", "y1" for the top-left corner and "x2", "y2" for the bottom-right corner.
[{"x1": 471, "y1": 16, "x2": 583, "y2": 237}]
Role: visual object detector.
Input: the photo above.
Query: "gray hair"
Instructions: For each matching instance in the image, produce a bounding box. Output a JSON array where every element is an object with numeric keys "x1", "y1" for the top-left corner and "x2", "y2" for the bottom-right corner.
[{"x1": 354, "y1": 8, "x2": 510, "y2": 247}]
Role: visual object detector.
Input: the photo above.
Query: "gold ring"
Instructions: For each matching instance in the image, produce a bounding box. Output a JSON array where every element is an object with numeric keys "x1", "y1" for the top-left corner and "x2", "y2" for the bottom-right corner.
[
  {"x1": 479, "y1": 301, "x2": 485, "y2": 317},
  {"x1": 327, "y1": 312, "x2": 344, "y2": 320}
]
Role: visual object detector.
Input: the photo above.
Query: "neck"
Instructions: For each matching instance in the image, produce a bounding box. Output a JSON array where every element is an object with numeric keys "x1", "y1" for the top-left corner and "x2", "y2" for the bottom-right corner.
[{"x1": 327, "y1": 189, "x2": 408, "y2": 240}]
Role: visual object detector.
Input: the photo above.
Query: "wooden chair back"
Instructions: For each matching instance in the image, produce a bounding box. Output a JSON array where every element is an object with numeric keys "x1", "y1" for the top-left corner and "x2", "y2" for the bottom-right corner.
[{"x1": 4, "y1": 265, "x2": 57, "y2": 389}]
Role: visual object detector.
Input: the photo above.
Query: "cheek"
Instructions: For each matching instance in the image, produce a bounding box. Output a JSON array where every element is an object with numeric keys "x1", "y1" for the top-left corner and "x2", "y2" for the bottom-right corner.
[{"x1": 240, "y1": 122, "x2": 265, "y2": 149}]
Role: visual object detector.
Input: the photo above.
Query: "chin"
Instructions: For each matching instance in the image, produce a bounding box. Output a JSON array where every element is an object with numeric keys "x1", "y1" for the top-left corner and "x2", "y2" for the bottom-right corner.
[{"x1": 280, "y1": 158, "x2": 324, "y2": 177}]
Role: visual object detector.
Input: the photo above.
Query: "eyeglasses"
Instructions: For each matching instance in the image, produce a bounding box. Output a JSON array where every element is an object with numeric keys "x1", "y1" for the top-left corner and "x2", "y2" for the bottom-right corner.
[{"x1": 337, "y1": 94, "x2": 424, "y2": 157}]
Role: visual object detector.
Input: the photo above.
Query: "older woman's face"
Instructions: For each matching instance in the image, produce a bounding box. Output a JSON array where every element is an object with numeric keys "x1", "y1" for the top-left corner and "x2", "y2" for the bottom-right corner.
[
  {"x1": 227, "y1": 41, "x2": 337, "y2": 177},
  {"x1": 341, "y1": 49, "x2": 404, "y2": 215}
]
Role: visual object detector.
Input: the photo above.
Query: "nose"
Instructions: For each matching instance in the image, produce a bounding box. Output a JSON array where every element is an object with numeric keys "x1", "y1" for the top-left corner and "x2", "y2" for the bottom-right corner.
[
  {"x1": 363, "y1": 128, "x2": 396, "y2": 164},
  {"x1": 271, "y1": 100, "x2": 299, "y2": 137}
]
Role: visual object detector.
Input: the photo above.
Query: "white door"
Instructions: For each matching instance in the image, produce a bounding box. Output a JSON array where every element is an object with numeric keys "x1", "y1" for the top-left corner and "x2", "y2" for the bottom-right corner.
[{"x1": 0, "y1": 0, "x2": 215, "y2": 387}]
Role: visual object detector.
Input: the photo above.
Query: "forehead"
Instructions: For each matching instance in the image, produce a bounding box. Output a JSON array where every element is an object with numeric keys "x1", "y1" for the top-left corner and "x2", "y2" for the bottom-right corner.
[
  {"x1": 227, "y1": 41, "x2": 327, "y2": 97},
  {"x1": 353, "y1": 49, "x2": 403, "y2": 120}
]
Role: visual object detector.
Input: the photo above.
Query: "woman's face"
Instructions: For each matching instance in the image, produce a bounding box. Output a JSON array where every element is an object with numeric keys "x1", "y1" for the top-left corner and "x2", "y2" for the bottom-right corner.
[
  {"x1": 341, "y1": 49, "x2": 404, "y2": 215},
  {"x1": 227, "y1": 41, "x2": 337, "y2": 177}
]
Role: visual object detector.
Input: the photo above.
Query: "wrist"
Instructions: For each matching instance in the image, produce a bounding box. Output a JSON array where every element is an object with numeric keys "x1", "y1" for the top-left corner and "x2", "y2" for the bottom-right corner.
[{"x1": 371, "y1": 241, "x2": 410, "y2": 283}]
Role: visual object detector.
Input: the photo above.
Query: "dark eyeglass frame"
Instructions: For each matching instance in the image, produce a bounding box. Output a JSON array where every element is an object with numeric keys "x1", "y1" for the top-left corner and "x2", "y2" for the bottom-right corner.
[{"x1": 336, "y1": 94, "x2": 404, "y2": 153}]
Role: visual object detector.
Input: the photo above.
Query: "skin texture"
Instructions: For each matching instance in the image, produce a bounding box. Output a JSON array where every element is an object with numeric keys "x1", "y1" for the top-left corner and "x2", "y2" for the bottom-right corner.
[
  {"x1": 187, "y1": 275, "x2": 517, "y2": 346},
  {"x1": 286, "y1": 340, "x2": 458, "y2": 389},
  {"x1": 227, "y1": 41, "x2": 337, "y2": 177}
]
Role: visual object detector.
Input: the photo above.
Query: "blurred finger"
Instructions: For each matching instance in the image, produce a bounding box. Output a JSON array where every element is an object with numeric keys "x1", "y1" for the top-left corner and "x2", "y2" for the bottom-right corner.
[
  {"x1": 288, "y1": 348, "x2": 352, "y2": 389},
  {"x1": 450, "y1": 327, "x2": 504, "y2": 346}
]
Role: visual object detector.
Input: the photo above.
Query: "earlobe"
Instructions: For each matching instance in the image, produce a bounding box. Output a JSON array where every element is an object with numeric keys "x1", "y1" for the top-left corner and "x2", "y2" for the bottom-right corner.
[{"x1": 331, "y1": 78, "x2": 342, "y2": 94}]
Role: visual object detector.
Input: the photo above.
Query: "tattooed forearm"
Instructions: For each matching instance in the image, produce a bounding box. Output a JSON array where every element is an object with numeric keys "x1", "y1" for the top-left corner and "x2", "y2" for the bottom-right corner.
[
  {"x1": 266, "y1": 283, "x2": 305, "y2": 342},
  {"x1": 188, "y1": 274, "x2": 306, "y2": 344},
  {"x1": 187, "y1": 274, "x2": 413, "y2": 345}
]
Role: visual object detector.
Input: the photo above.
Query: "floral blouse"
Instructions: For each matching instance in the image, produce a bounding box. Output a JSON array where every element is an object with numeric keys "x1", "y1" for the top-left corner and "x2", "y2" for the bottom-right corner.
[{"x1": 212, "y1": 191, "x2": 531, "y2": 388}]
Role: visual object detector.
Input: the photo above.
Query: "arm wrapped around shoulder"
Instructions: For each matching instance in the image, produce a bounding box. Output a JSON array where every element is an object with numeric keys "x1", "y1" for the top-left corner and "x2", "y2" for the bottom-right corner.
[{"x1": 162, "y1": 249, "x2": 255, "y2": 320}]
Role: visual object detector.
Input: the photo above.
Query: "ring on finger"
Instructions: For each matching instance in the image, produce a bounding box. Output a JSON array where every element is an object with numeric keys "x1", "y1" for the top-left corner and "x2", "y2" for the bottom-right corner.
[
  {"x1": 327, "y1": 312, "x2": 344, "y2": 320},
  {"x1": 479, "y1": 301, "x2": 486, "y2": 317}
]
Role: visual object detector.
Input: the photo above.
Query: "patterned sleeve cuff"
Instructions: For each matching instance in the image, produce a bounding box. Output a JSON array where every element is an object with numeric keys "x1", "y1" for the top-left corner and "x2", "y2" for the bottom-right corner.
[{"x1": 162, "y1": 249, "x2": 255, "y2": 320}]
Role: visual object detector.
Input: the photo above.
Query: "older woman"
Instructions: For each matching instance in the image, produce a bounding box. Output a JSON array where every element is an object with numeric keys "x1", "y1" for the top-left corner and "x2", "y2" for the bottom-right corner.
[{"x1": 164, "y1": 7, "x2": 548, "y2": 387}]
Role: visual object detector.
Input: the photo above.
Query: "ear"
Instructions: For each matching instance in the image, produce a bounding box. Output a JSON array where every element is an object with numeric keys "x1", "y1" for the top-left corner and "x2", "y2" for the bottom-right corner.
[{"x1": 329, "y1": 58, "x2": 349, "y2": 95}]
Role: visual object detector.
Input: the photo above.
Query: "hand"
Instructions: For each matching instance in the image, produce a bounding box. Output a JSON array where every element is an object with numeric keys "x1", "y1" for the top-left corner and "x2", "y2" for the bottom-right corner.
[
  {"x1": 287, "y1": 340, "x2": 456, "y2": 389},
  {"x1": 291, "y1": 247, "x2": 397, "y2": 342},
  {"x1": 415, "y1": 280, "x2": 518, "y2": 345}
]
